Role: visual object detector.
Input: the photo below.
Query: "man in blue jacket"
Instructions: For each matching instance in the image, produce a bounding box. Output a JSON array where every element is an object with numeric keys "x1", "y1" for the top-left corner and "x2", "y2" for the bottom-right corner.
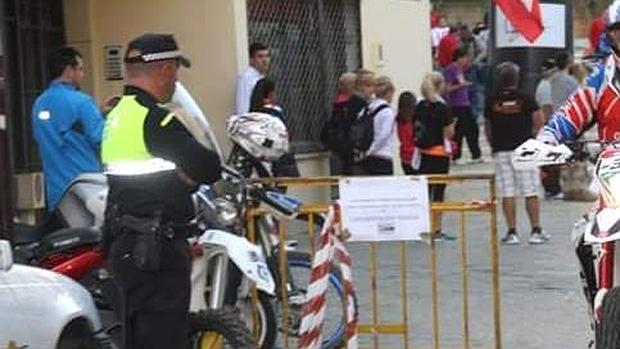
[{"x1": 32, "y1": 47, "x2": 104, "y2": 211}]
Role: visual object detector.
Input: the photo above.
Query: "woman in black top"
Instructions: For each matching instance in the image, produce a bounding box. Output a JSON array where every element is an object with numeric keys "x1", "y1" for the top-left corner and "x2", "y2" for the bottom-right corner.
[{"x1": 414, "y1": 72, "x2": 455, "y2": 240}]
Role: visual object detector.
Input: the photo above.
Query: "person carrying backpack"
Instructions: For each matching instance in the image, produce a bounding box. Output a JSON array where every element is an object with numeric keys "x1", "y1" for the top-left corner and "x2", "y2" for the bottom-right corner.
[
  {"x1": 414, "y1": 72, "x2": 455, "y2": 240},
  {"x1": 321, "y1": 72, "x2": 369, "y2": 175},
  {"x1": 350, "y1": 76, "x2": 396, "y2": 175}
]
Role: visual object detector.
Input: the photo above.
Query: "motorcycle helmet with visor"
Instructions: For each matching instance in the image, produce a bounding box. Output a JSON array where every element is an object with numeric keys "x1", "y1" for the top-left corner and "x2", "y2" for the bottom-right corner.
[{"x1": 604, "y1": 1, "x2": 620, "y2": 54}]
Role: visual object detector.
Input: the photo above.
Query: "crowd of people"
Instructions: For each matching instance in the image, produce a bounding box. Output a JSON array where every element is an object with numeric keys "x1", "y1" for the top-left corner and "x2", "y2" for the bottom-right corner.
[
  {"x1": 319, "y1": 12, "x2": 601, "y2": 244},
  {"x1": 321, "y1": 68, "x2": 453, "y2": 239},
  {"x1": 318, "y1": 15, "x2": 492, "y2": 240}
]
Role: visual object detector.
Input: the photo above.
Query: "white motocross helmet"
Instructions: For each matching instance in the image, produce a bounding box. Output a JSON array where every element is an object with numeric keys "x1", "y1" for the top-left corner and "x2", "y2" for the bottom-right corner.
[
  {"x1": 226, "y1": 113, "x2": 289, "y2": 161},
  {"x1": 606, "y1": 0, "x2": 620, "y2": 31}
]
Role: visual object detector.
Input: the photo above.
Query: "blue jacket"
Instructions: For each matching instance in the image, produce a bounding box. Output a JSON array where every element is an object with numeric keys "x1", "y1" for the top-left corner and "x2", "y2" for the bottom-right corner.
[{"x1": 32, "y1": 80, "x2": 104, "y2": 211}]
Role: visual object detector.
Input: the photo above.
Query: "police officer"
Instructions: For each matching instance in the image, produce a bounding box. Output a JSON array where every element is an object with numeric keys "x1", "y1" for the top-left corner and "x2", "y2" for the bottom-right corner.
[{"x1": 101, "y1": 33, "x2": 221, "y2": 349}]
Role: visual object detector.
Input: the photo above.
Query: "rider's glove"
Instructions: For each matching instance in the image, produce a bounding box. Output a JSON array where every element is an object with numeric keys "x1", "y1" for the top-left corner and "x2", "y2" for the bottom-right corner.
[{"x1": 536, "y1": 128, "x2": 559, "y2": 146}]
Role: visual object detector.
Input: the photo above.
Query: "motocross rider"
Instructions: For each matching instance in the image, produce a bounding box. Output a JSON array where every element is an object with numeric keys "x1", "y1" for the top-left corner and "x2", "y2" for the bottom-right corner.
[
  {"x1": 538, "y1": 0, "x2": 620, "y2": 145},
  {"x1": 534, "y1": 0, "x2": 620, "y2": 328}
]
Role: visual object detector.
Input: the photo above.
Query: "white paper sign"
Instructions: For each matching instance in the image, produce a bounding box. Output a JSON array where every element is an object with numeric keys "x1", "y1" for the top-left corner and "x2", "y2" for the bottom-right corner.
[
  {"x1": 496, "y1": 4, "x2": 566, "y2": 48},
  {"x1": 339, "y1": 176, "x2": 430, "y2": 242}
]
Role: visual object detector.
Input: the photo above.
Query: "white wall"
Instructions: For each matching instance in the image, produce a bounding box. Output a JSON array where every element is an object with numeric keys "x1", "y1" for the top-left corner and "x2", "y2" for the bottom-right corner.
[{"x1": 361, "y1": 0, "x2": 433, "y2": 94}]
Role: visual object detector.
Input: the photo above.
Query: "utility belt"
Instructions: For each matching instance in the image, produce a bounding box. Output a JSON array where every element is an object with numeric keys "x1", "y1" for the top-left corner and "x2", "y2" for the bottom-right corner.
[{"x1": 104, "y1": 205, "x2": 193, "y2": 271}]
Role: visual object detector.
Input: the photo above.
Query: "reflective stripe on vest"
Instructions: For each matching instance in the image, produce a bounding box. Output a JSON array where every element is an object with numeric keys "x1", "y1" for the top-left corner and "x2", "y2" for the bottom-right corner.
[
  {"x1": 101, "y1": 95, "x2": 176, "y2": 176},
  {"x1": 104, "y1": 158, "x2": 176, "y2": 176}
]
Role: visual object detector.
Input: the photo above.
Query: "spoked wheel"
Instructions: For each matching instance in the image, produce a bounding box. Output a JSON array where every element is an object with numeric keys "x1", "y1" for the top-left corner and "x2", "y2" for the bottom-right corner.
[
  {"x1": 190, "y1": 307, "x2": 256, "y2": 349},
  {"x1": 282, "y1": 251, "x2": 358, "y2": 349},
  {"x1": 238, "y1": 292, "x2": 277, "y2": 349}
]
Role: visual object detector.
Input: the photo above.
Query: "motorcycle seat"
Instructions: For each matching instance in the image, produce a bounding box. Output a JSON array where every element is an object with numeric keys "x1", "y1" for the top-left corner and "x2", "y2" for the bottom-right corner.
[
  {"x1": 12, "y1": 223, "x2": 43, "y2": 245},
  {"x1": 40, "y1": 227, "x2": 102, "y2": 255}
]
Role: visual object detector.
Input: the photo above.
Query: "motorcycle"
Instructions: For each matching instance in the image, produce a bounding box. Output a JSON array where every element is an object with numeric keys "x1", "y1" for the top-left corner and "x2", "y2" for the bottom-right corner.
[
  {"x1": 512, "y1": 139, "x2": 620, "y2": 348},
  {"x1": 226, "y1": 139, "x2": 358, "y2": 349},
  {"x1": 189, "y1": 176, "x2": 281, "y2": 348}
]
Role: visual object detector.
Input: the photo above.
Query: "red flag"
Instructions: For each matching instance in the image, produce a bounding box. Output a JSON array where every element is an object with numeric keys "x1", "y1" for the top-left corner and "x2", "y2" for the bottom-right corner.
[{"x1": 494, "y1": 0, "x2": 544, "y2": 43}]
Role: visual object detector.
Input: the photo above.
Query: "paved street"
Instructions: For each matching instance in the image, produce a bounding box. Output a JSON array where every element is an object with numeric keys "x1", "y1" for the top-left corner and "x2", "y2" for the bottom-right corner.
[{"x1": 341, "y1": 161, "x2": 592, "y2": 349}]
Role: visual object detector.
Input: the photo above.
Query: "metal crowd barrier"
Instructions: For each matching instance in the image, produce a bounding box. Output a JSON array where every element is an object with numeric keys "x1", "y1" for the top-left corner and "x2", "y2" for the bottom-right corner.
[{"x1": 245, "y1": 174, "x2": 500, "y2": 349}]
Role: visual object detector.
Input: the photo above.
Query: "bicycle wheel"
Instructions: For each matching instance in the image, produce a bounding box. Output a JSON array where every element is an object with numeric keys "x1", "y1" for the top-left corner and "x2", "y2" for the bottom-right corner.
[{"x1": 283, "y1": 251, "x2": 358, "y2": 349}]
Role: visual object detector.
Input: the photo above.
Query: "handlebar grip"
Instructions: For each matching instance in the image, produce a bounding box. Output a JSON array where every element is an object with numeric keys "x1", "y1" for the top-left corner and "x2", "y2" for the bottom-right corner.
[{"x1": 249, "y1": 188, "x2": 302, "y2": 217}]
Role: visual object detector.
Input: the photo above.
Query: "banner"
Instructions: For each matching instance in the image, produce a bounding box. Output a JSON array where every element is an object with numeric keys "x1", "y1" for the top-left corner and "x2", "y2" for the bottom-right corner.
[
  {"x1": 494, "y1": 0, "x2": 543, "y2": 43},
  {"x1": 496, "y1": 3, "x2": 566, "y2": 48}
]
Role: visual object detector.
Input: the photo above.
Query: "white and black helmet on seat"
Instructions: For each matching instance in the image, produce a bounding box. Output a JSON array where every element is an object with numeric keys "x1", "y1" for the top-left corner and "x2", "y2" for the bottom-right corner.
[{"x1": 226, "y1": 113, "x2": 289, "y2": 162}]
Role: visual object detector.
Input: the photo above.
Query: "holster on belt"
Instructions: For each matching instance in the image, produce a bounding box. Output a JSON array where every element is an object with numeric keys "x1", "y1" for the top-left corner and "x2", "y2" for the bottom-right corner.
[{"x1": 104, "y1": 206, "x2": 170, "y2": 271}]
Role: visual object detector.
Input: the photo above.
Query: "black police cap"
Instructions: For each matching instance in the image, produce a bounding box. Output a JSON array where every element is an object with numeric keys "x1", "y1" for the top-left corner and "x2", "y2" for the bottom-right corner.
[{"x1": 124, "y1": 33, "x2": 191, "y2": 68}]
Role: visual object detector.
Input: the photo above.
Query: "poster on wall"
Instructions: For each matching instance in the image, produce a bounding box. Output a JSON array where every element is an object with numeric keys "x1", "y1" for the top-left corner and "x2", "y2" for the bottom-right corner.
[{"x1": 496, "y1": 3, "x2": 566, "y2": 48}]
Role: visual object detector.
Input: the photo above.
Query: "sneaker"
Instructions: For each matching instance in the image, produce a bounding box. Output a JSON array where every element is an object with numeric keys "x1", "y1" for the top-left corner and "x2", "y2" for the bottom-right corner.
[
  {"x1": 545, "y1": 191, "x2": 564, "y2": 200},
  {"x1": 423, "y1": 230, "x2": 457, "y2": 242},
  {"x1": 529, "y1": 227, "x2": 550, "y2": 244},
  {"x1": 434, "y1": 232, "x2": 457, "y2": 241},
  {"x1": 501, "y1": 232, "x2": 521, "y2": 245},
  {"x1": 469, "y1": 157, "x2": 485, "y2": 164},
  {"x1": 455, "y1": 158, "x2": 468, "y2": 166}
]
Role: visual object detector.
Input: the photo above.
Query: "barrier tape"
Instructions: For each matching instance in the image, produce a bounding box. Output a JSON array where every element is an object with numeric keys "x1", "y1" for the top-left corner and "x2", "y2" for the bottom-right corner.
[{"x1": 298, "y1": 204, "x2": 358, "y2": 349}]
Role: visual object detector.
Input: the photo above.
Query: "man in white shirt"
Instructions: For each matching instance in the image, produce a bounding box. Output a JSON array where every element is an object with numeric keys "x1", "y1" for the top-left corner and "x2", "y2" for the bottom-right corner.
[
  {"x1": 431, "y1": 16, "x2": 450, "y2": 52},
  {"x1": 235, "y1": 42, "x2": 270, "y2": 114}
]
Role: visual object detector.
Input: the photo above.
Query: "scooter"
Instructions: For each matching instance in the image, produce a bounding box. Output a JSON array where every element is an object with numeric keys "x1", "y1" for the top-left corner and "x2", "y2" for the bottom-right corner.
[
  {"x1": 10, "y1": 169, "x2": 278, "y2": 348},
  {"x1": 512, "y1": 139, "x2": 620, "y2": 349},
  {"x1": 11, "y1": 174, "x2": 109, "y2": 290}
]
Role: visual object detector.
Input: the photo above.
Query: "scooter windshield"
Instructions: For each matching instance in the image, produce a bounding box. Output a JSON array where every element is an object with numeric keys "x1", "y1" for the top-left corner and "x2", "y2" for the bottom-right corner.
[{"x1": 168, "y1": 82, "x2": 224, "y2": 160}]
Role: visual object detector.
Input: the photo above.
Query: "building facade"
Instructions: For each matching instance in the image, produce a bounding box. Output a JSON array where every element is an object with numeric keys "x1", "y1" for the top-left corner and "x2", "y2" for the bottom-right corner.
[{"x1": 0, "y1": 0, "x2": 432, "y2": 236}]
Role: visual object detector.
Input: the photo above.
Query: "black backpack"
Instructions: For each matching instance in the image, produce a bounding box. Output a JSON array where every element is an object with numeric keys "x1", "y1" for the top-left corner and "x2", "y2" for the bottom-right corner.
[{"x1": 348, "y1": 104, "x2": 390, "y2": 152}]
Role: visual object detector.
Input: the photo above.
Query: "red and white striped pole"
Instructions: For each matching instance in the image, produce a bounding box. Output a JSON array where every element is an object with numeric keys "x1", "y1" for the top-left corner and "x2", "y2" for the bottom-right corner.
[{"x1": 298, "y1": 204, "x2": 357, "y2": 349}]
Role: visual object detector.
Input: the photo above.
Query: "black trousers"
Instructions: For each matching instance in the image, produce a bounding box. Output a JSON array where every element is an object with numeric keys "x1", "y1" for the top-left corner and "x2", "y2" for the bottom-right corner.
[
  {"x1": 330, "y1": 153, "x2": 354, "y2": 176},
  {"x1": 110, "y1": 234, "x2": 190, "y2": 349},
  {"x1": 419, "y1": 154, "x2": 450, "y2": 202},
  {"x1": 402, "y1": 163, "x2": 418, "y2": 175},
  {"x1": 362, "y1": 156, "x2": 393, "y2": 175},
  {"x1": 453, "y1": 106, "x2": 481, "y2": 160}
]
